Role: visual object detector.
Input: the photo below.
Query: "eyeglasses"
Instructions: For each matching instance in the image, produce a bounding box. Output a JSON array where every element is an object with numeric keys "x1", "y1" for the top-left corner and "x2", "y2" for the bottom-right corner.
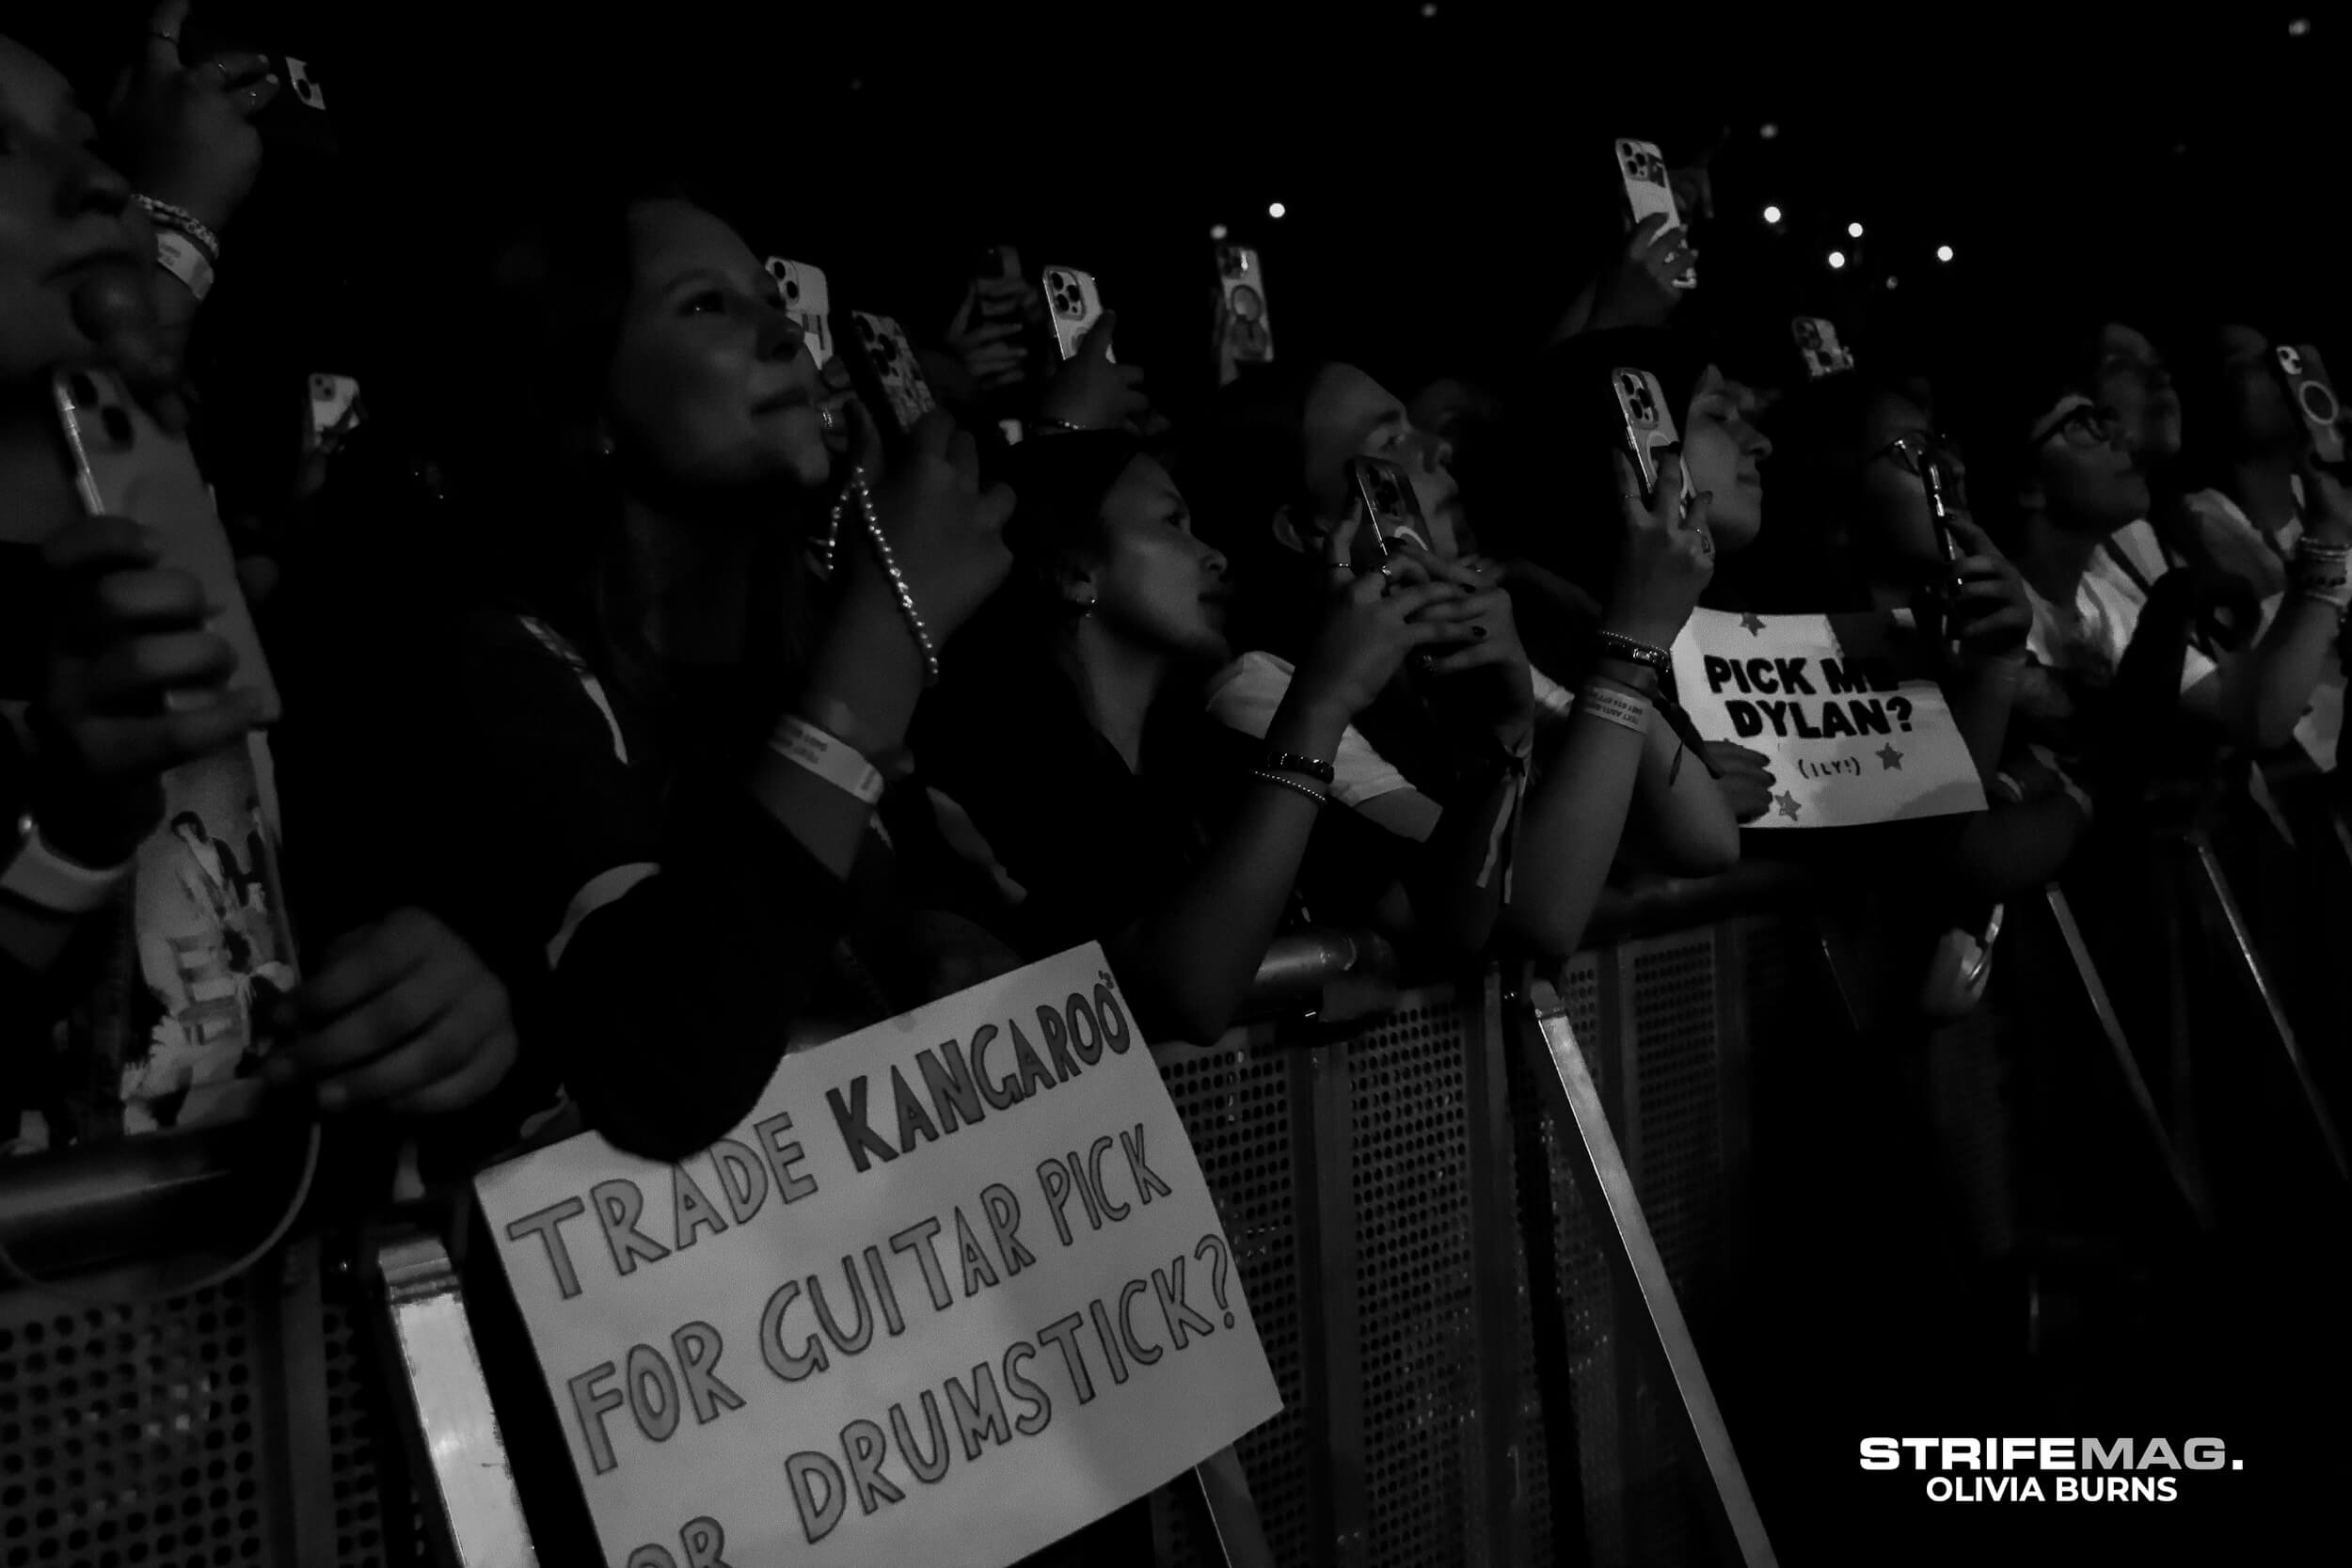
[
  {"x1": 1874, "y1": 431, "x2": 1957, "y2": 476},
  {"x1": 2029, "y1": 401, "x2": 2125, "y2": 451}
]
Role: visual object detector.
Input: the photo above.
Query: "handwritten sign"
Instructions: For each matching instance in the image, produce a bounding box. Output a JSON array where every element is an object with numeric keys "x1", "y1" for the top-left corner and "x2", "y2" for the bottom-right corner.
[
  {"x1": 1672, "y1": 609, "x2": 1987, "y2": 827},
  {"x1": 475, "y1": 945, "x2": 1280, "y2": 1568}
]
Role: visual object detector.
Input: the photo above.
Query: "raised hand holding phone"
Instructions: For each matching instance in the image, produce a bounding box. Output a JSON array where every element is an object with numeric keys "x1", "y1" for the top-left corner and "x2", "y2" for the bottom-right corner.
[
  {"x1": 1934, "y1": 512, "x2": 2032, "y2": 662},
  {"x1": 107, "y1": 0, "x2": 280, "y2": 237},
  {"x1": 25, "y1": 514, "x2": 262, "y2": 867},
  {"x1": 1289, "y1": 532, "x2": 1471, "y2": 723},
  {"x1": 855, "y1": 409, "x2": 1017, "y2": 643},
  {"x1": 1039, "y1": 310, "x2": 1149, "y2": 433},
  {"x1": 1605, "y1": 447, "x2": 1715, "y2": 648}
]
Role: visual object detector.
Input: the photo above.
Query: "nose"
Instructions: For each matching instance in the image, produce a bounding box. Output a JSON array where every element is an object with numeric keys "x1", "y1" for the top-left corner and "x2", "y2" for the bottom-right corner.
[
  {"x1": 56, "y1": 135, "x2": 133, "y2": 224},
  {"x1": 1741, "y1": 419, "x2": 1774, "y2": 461},
  {"x1": 1201, "y1": 546, "x2": 1230, "y2": 581},
  {"x1": 759, "y1": 298, "x2": 808, "y2": 362}
]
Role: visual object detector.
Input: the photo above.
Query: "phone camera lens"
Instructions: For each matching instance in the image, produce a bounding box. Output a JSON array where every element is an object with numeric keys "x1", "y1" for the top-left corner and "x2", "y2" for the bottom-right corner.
[{"x1": 2303, "y1": 384, "x2": 2339, "y2": 423}]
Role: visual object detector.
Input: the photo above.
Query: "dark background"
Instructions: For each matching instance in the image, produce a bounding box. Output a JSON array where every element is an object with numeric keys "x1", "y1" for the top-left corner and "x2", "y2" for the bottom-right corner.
[{"x1": 31, "y1": 1, "x2": 2352, "y2": 418}]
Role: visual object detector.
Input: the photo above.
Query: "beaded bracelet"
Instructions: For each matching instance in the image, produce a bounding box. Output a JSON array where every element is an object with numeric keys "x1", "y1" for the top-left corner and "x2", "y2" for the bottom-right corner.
[
  {"x1": 826, "y1": 470, "x2": 942, "y2": 686},
  {"x1": 1248, "y1": 769, "x2": 1329, "y2": 807},
  {"x1": 135, "y1": 196, "x2": 220, "y2": 264}
]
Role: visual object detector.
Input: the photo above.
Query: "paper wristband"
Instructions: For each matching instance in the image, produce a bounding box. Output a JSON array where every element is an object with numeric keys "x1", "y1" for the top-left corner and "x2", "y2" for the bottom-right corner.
[
  {"x1": 1578, "y1": 681, "x2": 1653, "y2": 736},
  {"x1": 1, "y1": 815, "x2": 132, "y2": 915},
  {"x1": 153, "y1": 230, "x2": 215, "y2": 304},
  {"x1": 770, "y1": 715, "x2": 884, "y2": 805}
]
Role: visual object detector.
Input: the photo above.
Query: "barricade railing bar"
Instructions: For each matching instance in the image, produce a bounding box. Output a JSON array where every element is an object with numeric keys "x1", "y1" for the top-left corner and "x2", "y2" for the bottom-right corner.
[{"x1": 4, "y1": 834, "x2": 2338, "y2": 1568}]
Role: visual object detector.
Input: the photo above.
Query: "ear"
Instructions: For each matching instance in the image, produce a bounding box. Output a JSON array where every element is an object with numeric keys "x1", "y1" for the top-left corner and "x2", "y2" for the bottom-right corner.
[
  {"x1": 2014, "y1": 474, "x2": 2047, "y2": 516},
  {"x1": 1051, "y1": 557, "x2": 1099, "y2": 611},
  {"x1": 1271, "y1": 504, "x2": 1312, "y2": 556}
]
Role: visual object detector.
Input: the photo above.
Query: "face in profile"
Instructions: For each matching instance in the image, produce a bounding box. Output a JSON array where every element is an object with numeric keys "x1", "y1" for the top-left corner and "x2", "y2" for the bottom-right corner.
[
  {"x1": 2215, "y1": 323, "x2": 2303, "y2": 456},
  {"x1": 1681, "y1": 366, "x2": 1772, "y2": 551},
  {"x1": 0, "y1": 37, "x2": 141, "y2": 392},
  {"x1": 2095, "y1": 322, "x2": 2182, "y2": 467},
  {"x1": 603, "y1": 198, "x2": 827, "y2": 499},
  {"x1": 1082, "y1": 455, "x2": 1232, "y2": 667},
  {"x1": 2026, "y1": 395, "x2": 2150, "y2": 534},
  {"x1": 1298, "y1": 363, "x2": 1470, "y2": 552}
]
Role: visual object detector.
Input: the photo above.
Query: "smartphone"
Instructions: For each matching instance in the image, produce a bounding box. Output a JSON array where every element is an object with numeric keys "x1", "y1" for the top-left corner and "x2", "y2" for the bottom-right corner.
[
  {"x1": 1216, "y1": 245, "x2": 1273, "y2": 379},
  {"x1": 975, "y1": 245, "x2": 1025, "y2": 318},
  {"x1": 1614, "y1": 137, "x2": 1693, "y2": 290},
  {"x1": 1792, "y1": 316, "x2": 1855, "y2": 380},
  {"x1": 1612, "y1": 366, "x2": 1684, "y2": 504},
  {"x1": 2276, "y1": 344, "x2": 2345, "y2": 465},
  {"x1": 52, "y1": 368, "x2": 282, "y2": 722},
  {"x1": 305, "y1": 372, "x2": 364, "y2": 456},
  {"x1": 1345, "y1": 455, "x2": 1432, "y2": 574},
  {"x1": 1042, "y1": 265, "x2": 1109, "y2": 360},
  {"x1": 764, "y1": 257, "x2": 834, "y2": 369},
  {"x1": 848, "y1": 310, "x2": 938, "y2": 436},
  {"x1": 1915, "y1": 444, "x2": 1969, "y2": 654}
]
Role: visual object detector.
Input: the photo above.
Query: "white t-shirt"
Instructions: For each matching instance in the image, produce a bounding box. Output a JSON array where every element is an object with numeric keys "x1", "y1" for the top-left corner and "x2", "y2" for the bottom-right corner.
[
  {"x1": 1203, "y1": 652, "x2": 1575, "y2": 807},
  {"x1": 2025, "y1": 557, "x2": 2217, "y2": 697}
]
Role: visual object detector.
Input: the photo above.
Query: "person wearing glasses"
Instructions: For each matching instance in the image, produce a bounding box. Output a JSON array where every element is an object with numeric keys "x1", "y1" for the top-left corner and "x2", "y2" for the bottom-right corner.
[{"x1": 1976, "y1": 336, "x2": 2344, "y2": 762}]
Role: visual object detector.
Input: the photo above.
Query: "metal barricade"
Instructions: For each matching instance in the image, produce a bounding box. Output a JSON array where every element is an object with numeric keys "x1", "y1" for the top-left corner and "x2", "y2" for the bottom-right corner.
[{"x1": 1, "y1": 906, "x2": 1799, "y2": 1568}]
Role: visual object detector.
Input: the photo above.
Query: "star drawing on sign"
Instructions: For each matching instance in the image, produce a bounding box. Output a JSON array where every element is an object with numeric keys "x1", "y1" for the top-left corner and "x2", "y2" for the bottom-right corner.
[
  {"x1": 1740, "y1": 612, "x2": 1767, "y2": 635},
  {"x1": 1877, "y1": 744, "x2": 1905, "y2": 770},
  {"x1": 1773, "y1": 790, "x2": 1803, "y2": 821}
]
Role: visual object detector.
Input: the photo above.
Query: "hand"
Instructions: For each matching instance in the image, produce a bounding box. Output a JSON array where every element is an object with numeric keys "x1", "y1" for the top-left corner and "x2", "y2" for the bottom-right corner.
[
  {"x1": 1292, "y1": 538, "x2": 1474, "y2": 721},
  {"x1": 941, "y1": 283, "x2": 1032, "y2": 393},
  {"x1": 2302, "y1": 450, "x2": 2352, "y2": 546},
  {"x1": 31, "y1": 515, "x2": 262, "y2": 865},
  {"x1": 1038, "y1": 310, "x2": 1150, "y2": 432},
  {"x1": 1395, "y1": 550, "x2": 1537, "y2": 751},
  {"x1": 1705, "y1": 741, "x2": 1775, "y2": 823},
  {"x1": 1937, "y1": 513, "x2": 2033, "y2": 660},
  {"x1": 1601, "y1": 448, "x2": 1716, "y2": 648},
  {"x1": 857, "y1": 409, "x2": 1016, "y2": 641},
  {"x1": 265, "y1": 908, "x2": 519, "y2": 1115},
  {"x1": 1589, "y1": 214, "x2": 1695, "y2": 331},
  {"x1": 107, "y1": 0, "x2": 281, "y2": 237}
]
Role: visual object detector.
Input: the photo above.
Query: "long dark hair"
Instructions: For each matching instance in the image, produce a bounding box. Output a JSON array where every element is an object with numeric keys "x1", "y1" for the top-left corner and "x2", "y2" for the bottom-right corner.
[{"x1": 431, "y1": 178, "x2": 819, "y2": 761}]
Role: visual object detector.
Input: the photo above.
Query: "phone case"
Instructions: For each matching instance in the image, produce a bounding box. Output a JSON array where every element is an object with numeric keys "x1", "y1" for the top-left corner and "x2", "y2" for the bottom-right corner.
[
  {"x1": 306, "y1": 372, "x2": 364, "y2": 454},
  {"x1": 1612, "y1": 367, "x2": 1681, "y2": 503},
  {"x1": 852, "y1": 311, "x2": 938, "y2": 434},
  {"x1": 2277, "y1": 345, "x2": 2345, "y2": 464},
  {"x1": 1043, "y1": 265, "x2": 1108, "y2": 361},
  {"x1": 1792, "y1": 316, "x2": 1855, "y2": 380},
  {"x1": 1615, "y1": 137, "x2": 1693, "y2": 289},
  {"x1": 765, "y1": 257, "x2": 834, "y2": 369},
  {"x1": 53, "y1": 370, "x2": 282, "y2": 723},
  {"x1": 1346, "y1": 456, "x2": 1431, "y2": 574},
  {"x1": 1216, "y1": 245, "x2": 1274, "y2": 377}
]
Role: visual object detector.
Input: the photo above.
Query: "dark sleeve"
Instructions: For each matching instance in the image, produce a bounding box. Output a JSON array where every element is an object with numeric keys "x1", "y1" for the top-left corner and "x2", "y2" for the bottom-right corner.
[
  {"x1": 926, "y1": 699, "x2": 1193, "y2": 959},
  {"x1": 552, "y1": 773, "x2": 853, "y2": 1160}
]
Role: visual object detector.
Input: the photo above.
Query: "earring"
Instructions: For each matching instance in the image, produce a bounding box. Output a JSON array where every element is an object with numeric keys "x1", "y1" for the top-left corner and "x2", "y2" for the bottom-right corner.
[
  {"x1": 1071, "y1": 586, "x2": 1097, "y2": 617},
  {"x1": 595, "y1": 433, "x2": 616, "y2": 460}
]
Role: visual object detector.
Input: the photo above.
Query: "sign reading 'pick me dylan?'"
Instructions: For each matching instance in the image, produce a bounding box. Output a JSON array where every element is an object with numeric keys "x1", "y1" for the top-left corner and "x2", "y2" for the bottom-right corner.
[
  {"x1": 475, "y1": 945, "x2": 1280, "y2": 1568},
  {"x1": 1672, "y1": 609, "x2": 1988, "y2": 828}
]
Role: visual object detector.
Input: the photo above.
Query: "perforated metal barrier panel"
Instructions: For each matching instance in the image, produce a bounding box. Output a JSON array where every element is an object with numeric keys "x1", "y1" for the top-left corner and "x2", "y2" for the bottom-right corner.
[
  {"x1": 0, "y1": 1281, "x2": 274, "y2": 1568},
  {"x1": 6, "y1": 921, "x2": 1778, "y2": 1568}
]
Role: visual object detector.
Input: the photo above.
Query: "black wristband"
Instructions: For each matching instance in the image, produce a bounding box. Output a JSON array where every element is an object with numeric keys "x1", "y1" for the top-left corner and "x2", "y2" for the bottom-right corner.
[
  {"x1": 1591, "y1": 630, "x2": 1672, "y2": 675},
  {"x1": 1261, "y1": 748, "x2": 1335, "y2": 784}
]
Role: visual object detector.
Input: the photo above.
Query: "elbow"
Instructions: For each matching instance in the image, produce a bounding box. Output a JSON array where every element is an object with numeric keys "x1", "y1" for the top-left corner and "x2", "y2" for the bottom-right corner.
[
  {"x1": 1504, "y1": 901, "x2": 1589, "y2": 960},
  {"x1": 1663, "y1": 826, "x2": 1742, "y2": 879}
]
